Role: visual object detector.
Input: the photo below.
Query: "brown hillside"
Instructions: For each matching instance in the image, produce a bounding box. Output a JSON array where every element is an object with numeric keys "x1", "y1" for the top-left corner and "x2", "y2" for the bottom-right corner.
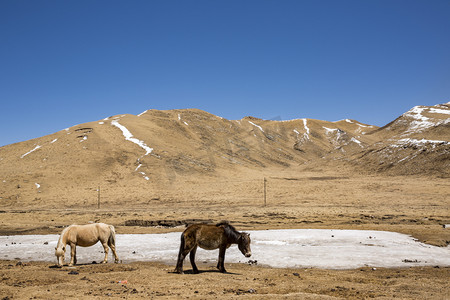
[
  {"x1": 352, "y1": 102, "x2": 450, "y2": 175},
  {"x1": 0, "y1": 104, "x2": 449, "y2": 208}
]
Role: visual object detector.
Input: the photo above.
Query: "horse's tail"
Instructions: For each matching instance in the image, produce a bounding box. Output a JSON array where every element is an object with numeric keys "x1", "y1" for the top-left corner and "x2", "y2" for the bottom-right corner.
[
  {"x1": 180, "y1": 232, "x2": 186, "y2": 250},
  {"x1": 177, "y1": 232, "x2": 186, "y2": 259},
  {"x1": 108, "y1": 225, "x2": 116, "y2": 246}
]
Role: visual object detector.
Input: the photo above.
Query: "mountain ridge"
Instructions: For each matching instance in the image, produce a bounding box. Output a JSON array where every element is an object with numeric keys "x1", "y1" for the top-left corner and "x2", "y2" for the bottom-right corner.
[{"x1": 0, "y1": 103, "x2": 448, "y2": 207}]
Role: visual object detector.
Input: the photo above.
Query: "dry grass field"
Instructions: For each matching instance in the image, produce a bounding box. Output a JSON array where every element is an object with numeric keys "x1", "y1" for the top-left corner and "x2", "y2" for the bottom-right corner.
[{"x1": 1, "y1": 169, "x2": 449, "y2": 299}]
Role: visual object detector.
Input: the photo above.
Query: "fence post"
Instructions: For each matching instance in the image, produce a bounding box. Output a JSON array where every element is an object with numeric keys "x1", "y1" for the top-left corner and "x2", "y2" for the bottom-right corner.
[
  {"x1": 264, "y1": 177, "x2": 267, "y2": 206},
  {"x1": 97, "y1": 186, "x2": 100, "y2": 209}
]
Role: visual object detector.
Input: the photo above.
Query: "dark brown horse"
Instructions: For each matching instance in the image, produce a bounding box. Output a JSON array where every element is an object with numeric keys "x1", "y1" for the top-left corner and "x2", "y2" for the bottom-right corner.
[{"x1": 174, "y1": 221, "x2": 251, "y2": 274}]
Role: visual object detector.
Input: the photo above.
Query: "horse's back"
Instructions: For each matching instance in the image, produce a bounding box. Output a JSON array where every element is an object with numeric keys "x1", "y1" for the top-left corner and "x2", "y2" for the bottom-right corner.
[
  {"x1": 184, "y1": 223, "x2": 223, "y2": 236},
  {"x1": 70, "y1": 223, "x2": 112, "y2": 246},
  {"x1": 184, "y1": 223, "x2": 226, "y2": 250}
]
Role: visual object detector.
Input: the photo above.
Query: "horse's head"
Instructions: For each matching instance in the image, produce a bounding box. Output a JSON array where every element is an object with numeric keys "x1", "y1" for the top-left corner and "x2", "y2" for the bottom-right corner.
[
  {"x1": 238, "y1": 233, "x2": 252, "y2": 257},
  {"x1": 55, "y1": 246, "x2": 65, "y2": 267}
]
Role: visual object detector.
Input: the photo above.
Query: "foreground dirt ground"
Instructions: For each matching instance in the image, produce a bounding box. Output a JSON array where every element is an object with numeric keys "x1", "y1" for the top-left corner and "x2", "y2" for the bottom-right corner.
[
  {"x1": 0, "y1": 172, "x2": 449, "y2": 298},
  {"x1": 0, "y1": 260, "x2": 448, "y2": 299}
]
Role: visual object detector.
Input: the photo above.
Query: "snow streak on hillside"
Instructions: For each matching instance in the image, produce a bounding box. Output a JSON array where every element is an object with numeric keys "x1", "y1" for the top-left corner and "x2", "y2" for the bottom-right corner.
[
  {"x1": 111, "y1": 119, "x2": 153, "y2": 180},
  {"x1": 20, "y1": 145, "x2": 41, "y2": 158},
  {"x1": 111, "y1": 120, "x2": 153, "y2": 156}
]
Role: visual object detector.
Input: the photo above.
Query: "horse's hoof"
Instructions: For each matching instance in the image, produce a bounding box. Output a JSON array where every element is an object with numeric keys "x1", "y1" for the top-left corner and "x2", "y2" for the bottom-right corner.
[
  {"x1": 101, "y1": 261, "x2": 107, "y2": 264},
  {"x1": 174, "y1": 269, "x2": 183, "y2": 274}
]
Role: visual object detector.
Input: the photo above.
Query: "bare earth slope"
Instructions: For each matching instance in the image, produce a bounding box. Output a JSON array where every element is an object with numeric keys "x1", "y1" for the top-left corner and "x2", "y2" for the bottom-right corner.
[{"x1": 0, "y1": 108, "x2": 380, "y2": 207}]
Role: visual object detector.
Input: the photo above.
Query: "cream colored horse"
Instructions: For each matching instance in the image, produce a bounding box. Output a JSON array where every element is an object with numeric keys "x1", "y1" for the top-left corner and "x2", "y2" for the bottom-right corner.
[{"x1": 55, "y1": 223, "x2": 119, "y2": 267}]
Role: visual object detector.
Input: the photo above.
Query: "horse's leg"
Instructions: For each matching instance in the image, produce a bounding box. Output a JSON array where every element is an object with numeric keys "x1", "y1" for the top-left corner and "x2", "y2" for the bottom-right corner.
[
  {"x1": 189, "y1": 245, "x2": 199, "y2": 274},
  {"x1": 174, "y1": 235, "x2": 191, "y2": 274},
  {"x1": 101, "y1": 241, "x2": 109, "y2": 264},
  {"x1": 69, "y1": 243, "x2": 76, "y2": 266},
  {"x1": 108, "y1": 226, "x2": 119, "y2": 263},
  {"x1": 109, "y1": 241, "x2": 119, "y2": 263},
  {"x1": 217, "y1": 246, "x2": 227, "y2": 273}
]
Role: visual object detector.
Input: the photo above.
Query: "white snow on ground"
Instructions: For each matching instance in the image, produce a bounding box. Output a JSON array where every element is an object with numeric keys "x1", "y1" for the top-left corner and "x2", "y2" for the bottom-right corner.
[
  {"x1": 294, "y1": 120, "x2": 310, "y2": 142},
  {"x1": 50, "y1": 139, "x2": 58, "y2": 144},
  {"x1": 111, "y1": 119, "x2": 153, "y2": 180},
  {"x1": 35, "y1": 183, "x2": 40, "y2": 189},
  {"x1": 351, "y1": 137, "x2": 363, "y2": 147},
  {"x1": 137, "y1": 110, "x2": 148, "y2": 117},
  {"x1": 1, "y1": 230, "x2": 449, "y2": 270},
  {"x1": 323, "y1": 127, "x2": 337, "y2": 134},
  {"x1": 139, "y1": 172, "x2": 150, "y2": 180},
  {"x1": 341, "y1": 119, "x2": 372, "y2": 128},
  {"x1": 111, "y1": 120, "x2": 153, "y2": 156},
  {"x1": 177, "y1": 114, "x2": 189, "y2": 125},
  {"x1": 403, "y1": 106, "x2": 435, "y2": 132},
  {"x1": 302, "y1": 119, "x2": 310, "y2": 140},
  {"x1": 428, "y1": 108, "x2": 450, "y2": 115},
  {"x1": 20, "y1": 145, "x2": 41, "y2": 158},
  {"x1": 401, "y1": 105, "x2": 450, "y2": 133},
  {"x1": 248, "y1": 121, "x2": 264, "y2": 133},
  {"x1": 393, "y1": 138, "x2": 449, "y2": 148},
  {"x1": 323, "y1": 127, "x2": 346, "y2": 146}
]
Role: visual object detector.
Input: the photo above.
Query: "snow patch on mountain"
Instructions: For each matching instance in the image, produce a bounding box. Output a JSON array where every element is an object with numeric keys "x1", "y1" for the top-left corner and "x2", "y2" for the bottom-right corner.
[
  {"x1": 21, "y1": 145, "x2": 41, "y2": 158},
  {"x1": 137, "y1": 110, "x2": 148, "y2": 117},
  {"x1": 111, "y1": 119, "x2": 153, "y2": 180},
  {"x1": 399, "y1": 105, "x2": 450, "y2": 134},
  {"x1": 393, "y1": 138, "x2": 449, "y2": 148},
  {"x1": 302, "y1": 119, "x2": 310, "y2": 140},
  {"x1": 249, "y1": 121, "x2": 264, "y2": 133},
  {"x1": 111, "y1": 120, "x2": 153, "y2": 155},
  {"x1": 351, "y1": 137, "x2": 363, "y2": 147}
]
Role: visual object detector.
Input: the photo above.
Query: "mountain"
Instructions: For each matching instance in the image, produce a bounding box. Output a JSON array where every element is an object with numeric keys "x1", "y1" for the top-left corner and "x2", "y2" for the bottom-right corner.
[
  {"x1": 352, "y1": 102, "x2": 450, "y2": 175},
  {"x1": 0, "y1": 103, "x2": 448, "y2": 207}
]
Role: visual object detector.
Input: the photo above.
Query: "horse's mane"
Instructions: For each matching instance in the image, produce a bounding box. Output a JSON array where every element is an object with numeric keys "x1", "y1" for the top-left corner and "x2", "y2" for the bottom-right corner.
[
  {"x1": 216, "y1": 221, "x2": 241, "y2": 240},
  {"x1": 56, "y1": 225, "x2": 73, "y2": 248}
]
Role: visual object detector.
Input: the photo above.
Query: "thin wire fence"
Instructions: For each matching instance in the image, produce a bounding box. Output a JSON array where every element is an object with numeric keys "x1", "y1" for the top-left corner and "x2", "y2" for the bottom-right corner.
[{"x1": 81, "y1": 176, "x2": 350, "y2": 209}]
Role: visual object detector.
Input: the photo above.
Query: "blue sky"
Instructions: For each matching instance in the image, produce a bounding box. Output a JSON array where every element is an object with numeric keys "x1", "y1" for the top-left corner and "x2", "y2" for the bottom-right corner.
[{"x1": 1, "y1": 0, "x2": 449, "y2": 147}]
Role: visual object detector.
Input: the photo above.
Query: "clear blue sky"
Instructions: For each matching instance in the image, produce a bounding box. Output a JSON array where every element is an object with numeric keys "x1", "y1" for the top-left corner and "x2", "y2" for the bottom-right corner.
[{"x1": 1, "y1": 0, "x2": 449, "y2": 147}]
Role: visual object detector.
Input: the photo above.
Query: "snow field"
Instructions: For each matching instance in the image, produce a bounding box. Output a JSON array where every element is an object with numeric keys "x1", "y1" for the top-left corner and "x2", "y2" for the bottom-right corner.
[{"x1": 1, "y1": 229, "x2": 449, "y2": 270}]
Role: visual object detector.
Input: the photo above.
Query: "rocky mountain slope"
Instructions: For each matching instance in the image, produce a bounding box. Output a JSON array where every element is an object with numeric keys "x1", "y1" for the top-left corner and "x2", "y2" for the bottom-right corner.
[
  {"x1": 353, "y1": 102, "x2": 450, "y2": 175},
  {"x1": 0, "y1": 103, "x2": 448, "y2": 207}
]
